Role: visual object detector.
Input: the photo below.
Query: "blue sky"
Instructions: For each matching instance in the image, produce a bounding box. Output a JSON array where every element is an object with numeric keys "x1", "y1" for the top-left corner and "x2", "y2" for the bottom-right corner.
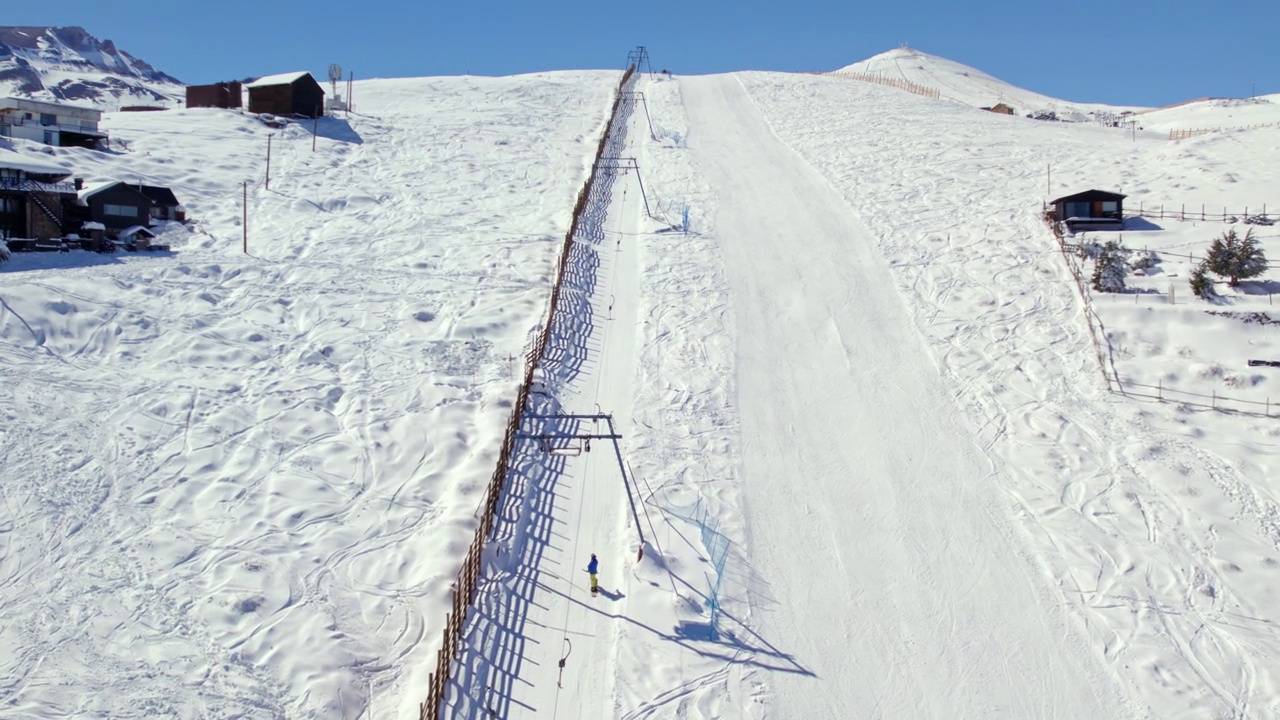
[{"x1": 8, "y1": 0, "x2": 1278, "y2": 106}]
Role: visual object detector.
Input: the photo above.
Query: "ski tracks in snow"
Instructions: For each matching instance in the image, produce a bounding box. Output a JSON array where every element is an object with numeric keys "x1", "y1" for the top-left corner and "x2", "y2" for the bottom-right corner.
[
  {"x1": 737, "y1": 72, "x2": 1280, "y2": 718},
  {"x1": 0, "y1": 74, "x2": 619, "y2": 719}
]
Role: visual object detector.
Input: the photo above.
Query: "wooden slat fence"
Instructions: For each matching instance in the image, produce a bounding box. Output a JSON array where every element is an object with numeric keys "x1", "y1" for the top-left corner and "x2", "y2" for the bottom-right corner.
[
  {"x1": 417, "y1": 65, "x2": 636, "y2": 720},
  {"x1": 1044, "y1": 210, "x2": 1119, "y2": 390},
  {"x1": 1169, "y1": 122, "x2": 1280, "y2": 140},
  {"x1": 814, "y1": 70, "x2": 942, "y2": 100},
  {"x1": 1128, "y1": 201, "x2": 1274, "y2": 223}
]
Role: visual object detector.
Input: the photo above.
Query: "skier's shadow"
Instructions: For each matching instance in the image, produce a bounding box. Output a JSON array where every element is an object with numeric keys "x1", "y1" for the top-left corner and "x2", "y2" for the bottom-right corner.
[{"x1": 596, "y1": 587, "x2": 625, "y2": 602}]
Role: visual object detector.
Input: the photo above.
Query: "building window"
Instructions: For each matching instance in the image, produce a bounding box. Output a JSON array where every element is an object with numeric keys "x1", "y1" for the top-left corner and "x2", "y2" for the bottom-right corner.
[
  {"x1": 104, "y1": 204, "x2": 139, "y2": 217},
  {"x1": 1064, "y1": 201, "x2": 1091, "y2": 218},
  {"x1": 0, "y1": 197, "x2": 18, "y2": 212},
  {"x1": 0, "y1": 123, "x2": 9, "y2": 138},
  {"x1": 43, "y1": 130, "x2": 54, "y2": 145},
  {"x1": 40, "y1": 113, "x2": 56, "y2": 126}
]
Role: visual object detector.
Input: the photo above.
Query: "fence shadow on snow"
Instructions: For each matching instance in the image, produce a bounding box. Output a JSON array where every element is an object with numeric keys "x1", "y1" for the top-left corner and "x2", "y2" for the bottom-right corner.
[{"x1": 417, "y1": 67, "x2": 638, "y2": 720}]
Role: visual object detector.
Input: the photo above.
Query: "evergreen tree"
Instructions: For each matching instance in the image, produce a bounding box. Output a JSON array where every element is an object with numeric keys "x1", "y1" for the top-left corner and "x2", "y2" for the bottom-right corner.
[
  {"x1": 1189, "y1": 261, "x2": 1215, "y2": 300},
  {"x1": 1091, "y1": 239, "x2": 1127, "y2": 293},
  {"x1": 1204, "y1": 228, "x2": 1268, "y2": 286}
]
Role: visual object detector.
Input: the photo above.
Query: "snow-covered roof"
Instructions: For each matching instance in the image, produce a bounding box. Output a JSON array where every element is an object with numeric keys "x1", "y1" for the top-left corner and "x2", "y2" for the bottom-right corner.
[
  {"x1": 246, "y1": 72, "x2": 313, "y2": 89},
  {"x1": 0, "y1": 148, "x2": 72, "y2": 176},
  {"x1": 81, "y1": 221, "x2": 105, "y2": 231},
  {"x1": 1050, "y1": 189, "x2": 1127, "y2": 204},
  {"x1": 0, "y1": 96, "x2": 102, "y2": 119},
  {"x1": 118, "y1": 225, "x2": 155, "y2": 238},
  {"x1": 77, "y1": 180, "x2": 122, "y2": 205}
]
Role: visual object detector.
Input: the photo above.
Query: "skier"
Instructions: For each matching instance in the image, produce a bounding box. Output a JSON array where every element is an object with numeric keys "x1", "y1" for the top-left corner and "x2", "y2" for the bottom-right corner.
[{"x1": 587, "y1": 553, "x2": 599, "y2": 594}]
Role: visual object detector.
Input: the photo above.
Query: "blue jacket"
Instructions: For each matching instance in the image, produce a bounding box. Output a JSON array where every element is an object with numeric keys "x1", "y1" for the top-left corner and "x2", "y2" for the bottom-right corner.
[{"x1": 587, "y1": 557, "x2": 599, "y2": 574}]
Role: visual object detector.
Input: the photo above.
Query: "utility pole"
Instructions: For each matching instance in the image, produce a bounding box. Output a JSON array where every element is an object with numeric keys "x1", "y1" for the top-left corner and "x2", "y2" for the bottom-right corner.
[
  {"x1": 243, "y1": 181, "x2": 248, "y2": 254},
  {"x1": 312, "y1": 111, "x2": 319, "y2": 152},
  {"x1": 266, "y1": 134, "x2": 272, "y2": 189}
]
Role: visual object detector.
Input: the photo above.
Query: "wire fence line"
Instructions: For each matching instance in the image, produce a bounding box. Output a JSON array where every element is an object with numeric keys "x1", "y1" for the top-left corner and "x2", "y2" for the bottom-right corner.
[
  {"x1": 1090, "y1": 284, "x2": 1279, "y2": 307},
  {"x1": 1115, "y1": 377, "x2": 1277, "y2": 417},
  {"x1": 417, "y1": 65, "x2": 638, "y2": 720},
  {"x1": 1043, "y1": 211, "x2": 1277, "y2": 419}
]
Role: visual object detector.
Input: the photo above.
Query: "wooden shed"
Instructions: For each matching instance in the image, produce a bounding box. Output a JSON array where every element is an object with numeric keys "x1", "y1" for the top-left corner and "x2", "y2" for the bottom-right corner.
[
  {"x1": 186, "y1": 81, "x2": 242, "y2": 109},
  {"x1": 988, "y1": 102, "x2": 1015, "y2": 115},
  {"x1": 246, "y1": 72, "x2": 325, "y2": 118},
  {"x1": 1050, "y1": 189, "x2": 1126, "y2": 229}
]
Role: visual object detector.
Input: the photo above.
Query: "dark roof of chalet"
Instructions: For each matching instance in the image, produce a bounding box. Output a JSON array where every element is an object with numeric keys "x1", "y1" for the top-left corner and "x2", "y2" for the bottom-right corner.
[
  {"x1": 1051, "y1": 189, "x2": 1127, "y2": 205},
  {"x1": 78, "y1": 181, "x2": 149, "y2": 205},
  {"x1": 138, "y1": 185, "x2": 180, "y2": 206},
  {"x1": 78, "y1": 181, "x2": 180, "y2": 206}
]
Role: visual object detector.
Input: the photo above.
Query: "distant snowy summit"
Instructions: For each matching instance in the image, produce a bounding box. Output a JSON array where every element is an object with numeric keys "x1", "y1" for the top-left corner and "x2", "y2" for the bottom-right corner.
[
  {"x1": 0, "y1": 26, "x2": 183, "y2": 109},
  {"x1": 837, "y1": 46, "x2": 1144, "y2": 118}
]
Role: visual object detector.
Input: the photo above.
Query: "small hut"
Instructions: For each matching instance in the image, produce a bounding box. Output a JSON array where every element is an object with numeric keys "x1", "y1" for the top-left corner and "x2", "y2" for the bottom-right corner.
[
  {"x1": 186, "y1": 81, "x2": 243, "y2": 110},
  {"x1": 1050, "y1": 190, "x2": 1126, "y2": 230},
  {"x1": 246, "y1": 72, "x2": 325, "y2": 118}
]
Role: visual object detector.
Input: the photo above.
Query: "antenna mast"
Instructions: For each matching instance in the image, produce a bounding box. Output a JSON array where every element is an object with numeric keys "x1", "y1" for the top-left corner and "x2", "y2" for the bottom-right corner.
[{"x1": 326, "y1": 64, "x2": 347, "y2": 113}]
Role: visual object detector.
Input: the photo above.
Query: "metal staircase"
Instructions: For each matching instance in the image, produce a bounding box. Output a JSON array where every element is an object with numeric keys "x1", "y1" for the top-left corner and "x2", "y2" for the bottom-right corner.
[
  {"x1": 26, "y1": 185, "x2": 64, "y2": 232},
  {"x1": 3, "y1": 178, "x2": 68, "y2": 234}
]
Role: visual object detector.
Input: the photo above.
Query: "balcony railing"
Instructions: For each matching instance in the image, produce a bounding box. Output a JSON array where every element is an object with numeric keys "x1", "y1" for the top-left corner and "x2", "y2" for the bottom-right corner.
[
  {"x1": 0, "y1": 177, "x2": 78, "y2": 194},
  {"x1": 0, "y1": 116, "x2": 105, "y2": 136}
]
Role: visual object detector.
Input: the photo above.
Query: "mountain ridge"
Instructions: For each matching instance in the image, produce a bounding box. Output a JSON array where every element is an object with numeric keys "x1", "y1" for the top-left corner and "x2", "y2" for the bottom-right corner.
[{"x1": 0, "y1": 26, "x2": 183, "y2": 109}]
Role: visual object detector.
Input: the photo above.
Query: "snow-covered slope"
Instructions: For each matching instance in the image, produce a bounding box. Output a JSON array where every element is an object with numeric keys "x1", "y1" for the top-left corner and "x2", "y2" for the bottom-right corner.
[
  {"x1": 0, "y1": 71, "x2": 618, "y2": 719},
  {"x1": 838, "y1": 46, "x2": 1142, "y2": 120},
  {"x1": 4, "y1": 56, "x2": 1280, "y2": 720},
  {"x1": 734, "y1": 70, "x2": 1280, "y2": 719},
  {"x1": 1136, "y1": 93, "x2": 1280, "y2": 133},
  {"x1": 0, "y1": 26, "x2": 183, "y2": 109}
]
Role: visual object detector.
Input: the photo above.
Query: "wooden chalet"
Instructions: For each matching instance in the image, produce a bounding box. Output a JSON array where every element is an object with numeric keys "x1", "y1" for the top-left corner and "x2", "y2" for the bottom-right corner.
[
  {"x1": 74, "y1": 181, "x2": 183, "y2": 235},
  {"x1": 1050, "y1": 189, "x2": 1126, "y2": 230},
  {"x1": 246, "y1": 72, "x2": 325, "y2": 118}
]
